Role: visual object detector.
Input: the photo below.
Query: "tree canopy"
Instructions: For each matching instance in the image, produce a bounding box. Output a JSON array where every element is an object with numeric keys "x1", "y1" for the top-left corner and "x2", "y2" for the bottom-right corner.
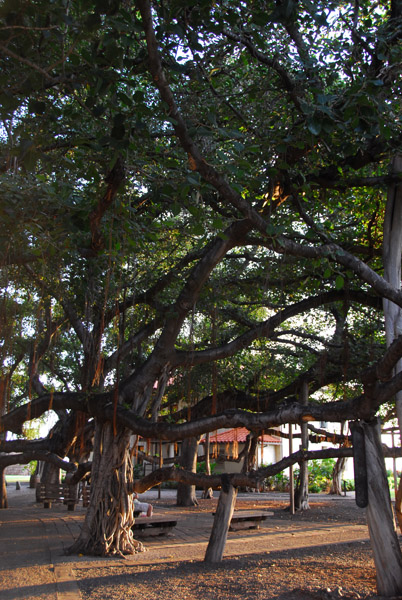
[{"x1": 1, "y1": 0, "x2": 402, "y2": 565}]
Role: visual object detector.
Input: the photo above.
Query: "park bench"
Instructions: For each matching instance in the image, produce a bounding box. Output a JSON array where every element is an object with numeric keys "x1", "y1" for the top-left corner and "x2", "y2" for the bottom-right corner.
[
  {"x1": 133, "y1": 515, "x2": 178, "y2": 537},
  {"x1": 227, "y1": 510, "x2": 273, "y2": 531},
  {"x1": 81, "y1": 483, "x2": 91, "y2": 507},
  {"x1": 36, "y1": 482, "x2": 78, "y2": 511},
  {"x1": 211, "y1": 509, "x2": 272, "y2": 530}
]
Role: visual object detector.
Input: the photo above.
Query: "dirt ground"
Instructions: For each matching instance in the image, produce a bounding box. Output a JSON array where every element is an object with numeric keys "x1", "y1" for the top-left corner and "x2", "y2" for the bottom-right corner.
[
  {"x1": 2, "y1": 485, "x2": 400, "y2": 600},
  {"x1": 74, "y1": 496, "x2": 392, "y2": 600}
]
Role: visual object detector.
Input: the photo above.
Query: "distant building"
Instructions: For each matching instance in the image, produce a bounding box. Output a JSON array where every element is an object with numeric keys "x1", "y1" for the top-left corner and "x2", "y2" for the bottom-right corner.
[{"x1": 199, "y1": 427, "x2": 282, "y2": 473}]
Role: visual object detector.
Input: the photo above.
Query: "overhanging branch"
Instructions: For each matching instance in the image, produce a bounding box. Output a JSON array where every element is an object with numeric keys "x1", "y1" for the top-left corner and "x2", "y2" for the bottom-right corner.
[{"x1": 132, "y1": 445, "x2": 402, "y2": 493}]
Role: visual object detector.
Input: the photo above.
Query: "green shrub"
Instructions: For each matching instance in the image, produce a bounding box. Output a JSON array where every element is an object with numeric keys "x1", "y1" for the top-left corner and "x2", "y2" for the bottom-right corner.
[
  {"x1": 264, "y1": 470, "x2": 290, "y2": 491},
  {"x1": 265, "y1": 458, "x2": 337, "y2": 493},
  {"x1": 307, "y1": 458, "x2": 335, "y2": 493},
  {"x1": 342, "y1": 479, "x2": 355, "y2": 491},
  {"x1": 197, "y1": 461, "x2": 217, "y2": 474}
]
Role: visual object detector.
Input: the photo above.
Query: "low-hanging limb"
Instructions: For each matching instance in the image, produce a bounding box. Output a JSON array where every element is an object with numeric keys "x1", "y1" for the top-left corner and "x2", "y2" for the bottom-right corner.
[
  {"x1": 0, "y1": 450, "x2": 76, "y2": 473},
  {"x1": 131, "y1": 445, "x2": 402, "y2": 494},
  {"x1": 3, "y1": 327, "x2": 402, "y2": 442}
]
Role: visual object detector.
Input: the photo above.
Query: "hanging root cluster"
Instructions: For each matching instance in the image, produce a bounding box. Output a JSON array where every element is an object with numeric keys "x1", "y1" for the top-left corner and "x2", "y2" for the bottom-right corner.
[{"x1": 68, "y1": 423, "x2": 145, "y2": 557}]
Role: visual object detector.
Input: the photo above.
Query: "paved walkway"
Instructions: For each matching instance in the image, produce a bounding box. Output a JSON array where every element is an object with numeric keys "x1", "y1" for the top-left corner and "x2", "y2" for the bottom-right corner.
[{"x1": 0, "y1": 484, "x2": 370, "y2": 600}]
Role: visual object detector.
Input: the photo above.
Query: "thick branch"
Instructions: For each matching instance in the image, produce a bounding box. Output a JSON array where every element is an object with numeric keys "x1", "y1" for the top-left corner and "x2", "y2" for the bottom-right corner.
[
  {"x1": 137, "y1": 0, "x2": 402, "y2": 310},
  {"x1": 0, "y1": 451, "x2": 76, "y2": 472},
  {"x1": 171, "y1": 289, "x2": 381, "y2": 368},
  {"x1": 0, "y1": 392, "x2": 86, "y2": 434},
  {"x1": 132, "y1": 445, "x2": 402, "y2": 493}
]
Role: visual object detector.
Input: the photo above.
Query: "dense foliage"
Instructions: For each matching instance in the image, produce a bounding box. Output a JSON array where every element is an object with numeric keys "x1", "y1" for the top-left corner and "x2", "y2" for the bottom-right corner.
[{"x1": 0, "y1": 0, "x2": 402, "y2": 561}]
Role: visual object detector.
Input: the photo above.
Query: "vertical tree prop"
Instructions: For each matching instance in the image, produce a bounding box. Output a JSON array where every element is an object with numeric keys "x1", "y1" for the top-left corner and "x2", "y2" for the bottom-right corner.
[
  {"x1": 177, "y1": 436, "x2": 200, "y2": 507},
  {"x1": 204, "y1": 474, "x2": 237, "y2": 563},
  {"x1": 295, "y1": 380, "x2": 309, "y2": 510},
  {"x1": 383, "y1": 155, "x2": 402, "y2": 524},
  {"x1": 362, "y1": 419, "x2": 402, "y2": 597},
  {"x1": 350, "y1": 421, "x2": 368, "y2": 508}
]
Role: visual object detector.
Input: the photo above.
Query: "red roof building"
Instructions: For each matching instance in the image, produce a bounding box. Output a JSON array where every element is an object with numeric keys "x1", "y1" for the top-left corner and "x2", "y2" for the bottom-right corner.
[{"x1": 201, "y1": 427, "x2": 281, "y2": 444}]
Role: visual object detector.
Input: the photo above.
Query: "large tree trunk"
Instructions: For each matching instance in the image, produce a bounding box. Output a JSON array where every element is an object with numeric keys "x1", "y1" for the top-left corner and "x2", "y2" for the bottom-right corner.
[
  {"x1": 29, "y1": 462, "x2": 40, "y2": 489},
  {"x1": 177, "y1": 436, "x2": 199, "y2": 507},
  {"x1": 396, "y1": 475, "x2": 402, "y2": 534},
  {"x1": 0, "y1": 376, "x2": 8, "y2": 509},
  {"x1": 40, "y1": 461, "x2": 60, "y2": 485},
  {"x1": 0, "y1": 467, "x2": 8, "y2": 509},
  {"x1": 330, "y1": 456, "x2": 346, "y2": 495},
  {"x1": 330, "y1": 422, "x2": 347, "y2": 495},
  {"x1": 202, "y1": 432, "x2": 213, "y2": 499},
  {"x1": 246, "y1": 433, "x2": 258, "y2": 473},
  {"x1": 68, "y1": 421, "x2": 144, "y2": 556},
  {"x1": 383, "y1": 154, "x2": 402, "y2": 527},
  {"x1": 363, "y1": 419, "x2": 402, "y2": 597},
  {"x1": 295, "y1": 381, "x2": 309, "y2": 511},
  {"x1": 383, "y1": 155, "x2": 402, "y2": 426}
]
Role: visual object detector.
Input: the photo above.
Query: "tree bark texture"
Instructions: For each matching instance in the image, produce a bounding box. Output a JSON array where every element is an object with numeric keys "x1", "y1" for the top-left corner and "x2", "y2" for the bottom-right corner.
[
  {"x1": 363, "y1": 419, "x2": 402, "y2": 597},
  {"x1": 204, "y1": 478, "x2": 237, "y2": 563},
  {"x1": 351, "y1": 421, "x2": 368, "y2": 508},
  {"x1": 0, "y1": 376, "x2": 8, "y2": 509},
  {"x1": 246, "y1": 434, "x2": 258, "y2": 473},
  {"x1": 68, "y1": 421, "x2": 144, "y2": 556},
  {"x1": 395, "y1": 474, "x2": 402, "y2": 535},
  {"x1": 383, "y1": 155, "x2": 402, "y2": 429},
  {"x1": 330, "y1": 456, "x2": 346, "y2": 495},
  {"x1": 295, "y1": 381, "x2": 309, "y2": 511},
  {"x1": 40, "y1": 461, "x2": 60, "y2": 485},
  {"x1": 177, "y1": 436, "x2": 199, "y2": 507},
  {"x1": 202, "y1": 432, "x2": 213, "y2": 499},
  {"x1": 0, "y1": 467, "x2": 8, "y2": 509},
  {"x1": 330, "y1": 422, "x2": 347, "y2": 495}
]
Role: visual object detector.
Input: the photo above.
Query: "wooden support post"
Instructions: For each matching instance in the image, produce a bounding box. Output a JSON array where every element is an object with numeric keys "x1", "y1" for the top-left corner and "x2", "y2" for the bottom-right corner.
[
  {"x1": 289, "y1": 423, "x2": 295, "y2": 515},
  {"x1": 204, "y1": 475, "x2": 237, "y2": 563},
  {"x1": 392, "y1": 430, "x2": 398, "y2": 498},
  {"x1": 158, "y1": 440, "x2": 163, "y2": 499},
  {"x1": 351, "y1": 421, "x2": 368, "y2": 508},
  {"x1": 362, "y1": 419, "x2": 402, "y2": 597},
  {"x1": 296, "y1": 380, "x2": 309, "y2": 510},
  {"x1": 202, "y1": 432, "x2": 213, "y2": 499},
  {"x1": 395, "y1": 475, "x2": 402, "y2": 534}
]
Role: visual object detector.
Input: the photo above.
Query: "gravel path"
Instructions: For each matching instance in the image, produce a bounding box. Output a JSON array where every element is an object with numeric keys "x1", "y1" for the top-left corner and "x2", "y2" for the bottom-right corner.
[
  {"x1": 75, "y1": 541, "x2": 376, "y2": 600},
  {"x1": 74, "y1": 495, "x2": 379, "y2": 600},
  {"x1": 2, "y1": 484, "x2": 400, "y2": 600}
]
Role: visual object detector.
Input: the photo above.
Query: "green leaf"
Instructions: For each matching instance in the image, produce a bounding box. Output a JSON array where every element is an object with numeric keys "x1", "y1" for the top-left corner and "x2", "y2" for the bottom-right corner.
[
  {"x1": 335, "y1": 276, "x2": 345, "y2": 290},
  {"x1": 192, "y1": 222, "x2": 205, "y2": 236},
  {"x1": 307, "y1": 117, "x2": 321, "y2": 136},
  {"x1": 186, "y1": 174, "x2": 200, "y2": 186}
]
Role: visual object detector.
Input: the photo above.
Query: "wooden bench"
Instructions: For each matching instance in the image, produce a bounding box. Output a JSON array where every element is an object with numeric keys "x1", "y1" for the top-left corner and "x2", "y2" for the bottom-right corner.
[
  {"x1": 212, "y1": 509, "x2": 273, "y2": 531},
  {"x1": 81, "y1": 483, "x2": 91, "y2": 507},
  {"x1": 133, "y1": 516, "x2": 178, "y2": 538},
  {"x1": 36, "y1": 482, "x2": 78, "y2": 511},
  {"x1": 228, "y1": 510, "x2": 273, "y2": 531}
]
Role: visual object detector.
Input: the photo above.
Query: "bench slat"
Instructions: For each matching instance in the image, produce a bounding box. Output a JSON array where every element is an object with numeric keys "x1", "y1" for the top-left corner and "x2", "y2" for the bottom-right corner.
[
  {"x1": 35, "y1": 482, "x2": 78, "y2": 510},
  {"x1": 133, "y1": 516, "x2": 178, "y2": 537}
]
